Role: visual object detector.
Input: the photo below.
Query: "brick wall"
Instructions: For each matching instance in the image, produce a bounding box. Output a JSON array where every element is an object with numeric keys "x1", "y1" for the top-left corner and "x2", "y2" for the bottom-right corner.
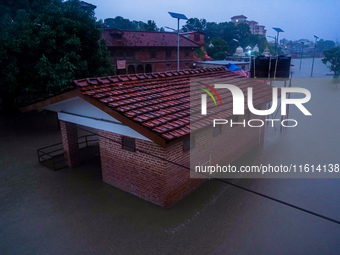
[
  {"x1": 111, "y1": 47, "x2": 195, "y2": 74},
  {"x1": 163, "y1": 141, "x2": 206, "y2": 208},
  {"x1": 60, "y1": 121, "x2": 79, "y2": 168},
  {"x1": 134, "y1": 48, "x2": 194, "y2": 62},
  {"x1": 97, "y1": 107, "x2": 266, "y2": 208},
  {"x1": 99, "y1": 130, "x2": 169, "y2": 206},
  {"x1": 189, "y1": 115, "x2": 265, "y2": 168},
  {"x1": 162, "y1": 109, "x2": 266, "y2": 207}
]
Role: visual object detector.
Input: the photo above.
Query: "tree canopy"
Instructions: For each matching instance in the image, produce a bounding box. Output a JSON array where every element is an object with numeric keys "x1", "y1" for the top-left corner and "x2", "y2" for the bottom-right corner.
[
  {"x1": 182, "y1": 18, "x2": 270, "y2": 59},
  {"x1": 322, "y1": 46, "x2": 340, "y2": 78},
  {"x1": 317, "y1": 39, "x2": 336, "y2": 52},
  {"x1": 103, "y1": 17, "x2": 163, "y2": 32},
  {"x1": 0, "y1": 0, "x2": 112, "y2": 108},
  {"x1": 206, "y1": 37, "x2": 230, "y2": 60},
  {"x1": 182, "y1": 18, "x2": 207, "y2": 33}
]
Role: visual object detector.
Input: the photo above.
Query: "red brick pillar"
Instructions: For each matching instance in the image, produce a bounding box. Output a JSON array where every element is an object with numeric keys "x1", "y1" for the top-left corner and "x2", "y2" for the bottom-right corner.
[{"x1": 60, "y1": 121, "x2": 79, "y2": 168}]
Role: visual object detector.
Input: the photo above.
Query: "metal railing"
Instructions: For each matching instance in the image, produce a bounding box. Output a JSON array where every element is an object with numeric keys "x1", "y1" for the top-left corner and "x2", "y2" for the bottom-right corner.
[{"x1": 37, "y1": 134, "x2": 98, "y2": 171}]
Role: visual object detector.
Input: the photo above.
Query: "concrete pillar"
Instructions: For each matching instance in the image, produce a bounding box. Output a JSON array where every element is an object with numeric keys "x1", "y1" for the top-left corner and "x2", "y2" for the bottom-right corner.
[{"x1": 60, "y1": 121, "x2": 79, "y2": 168}]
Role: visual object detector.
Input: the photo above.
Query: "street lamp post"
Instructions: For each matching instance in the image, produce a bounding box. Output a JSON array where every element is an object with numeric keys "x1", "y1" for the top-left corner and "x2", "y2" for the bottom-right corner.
[
  {"x1": 272, "y1": 27, "x2": 284, "y2": 55},
  {"x1": 267, "y1": 35, "x2": 276, "y2": 54},
  {"x1": 299, "y1": 41, "x2": 305, "y2": 70},
  {"x1": 310, "y1": 35, "x2": 319, "y2": 77},
  {"x1": 168, "y1": 12, "x2": 188, "y2": 71}
]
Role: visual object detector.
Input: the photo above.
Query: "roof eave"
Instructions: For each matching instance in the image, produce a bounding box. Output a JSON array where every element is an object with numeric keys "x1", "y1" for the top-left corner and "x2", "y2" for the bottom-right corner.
[
  {"x1": 79, "y1": 94, "x2": 169, "y2": 148},
  {"x1": 20, "y1": 88, "x2": 169, "y2": 148},
  {"x1": 20, "y1": 89, "x2": 83, "y2": 113}
]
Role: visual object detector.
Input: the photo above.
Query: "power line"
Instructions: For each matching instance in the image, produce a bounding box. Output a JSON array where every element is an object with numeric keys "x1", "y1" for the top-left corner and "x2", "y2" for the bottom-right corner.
[{"x1": 77, "y1": 125, "x2": 340, "y2": 225}]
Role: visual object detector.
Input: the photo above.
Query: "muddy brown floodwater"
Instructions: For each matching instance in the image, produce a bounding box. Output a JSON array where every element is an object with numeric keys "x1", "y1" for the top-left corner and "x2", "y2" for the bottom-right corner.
[{"x1": 1, "y1": 60, "x2": 340, "y2": 254}]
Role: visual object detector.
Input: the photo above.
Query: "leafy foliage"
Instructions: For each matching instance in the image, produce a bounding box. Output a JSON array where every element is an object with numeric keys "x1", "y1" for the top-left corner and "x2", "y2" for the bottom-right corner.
[
  {"x1": 182, "y1": 18, "x2": 207, "y2": 32},
  {"x1": 317, "y1": 39, "x2": 336, "y2": 51},
  {"x1": 182, "y1": 18, "x2": 270, "y2": 60},
  {"x1": 195, "y1": 47, "x2": 205, "y2": 59},
  {"x1": 0, "y1": 0, "x2": 112, "y2": 107},
  {"x1": 206, "y1": 37, "x2": 229, "y2": 60},
  {"x1": 104, "y1": 17, "x2": 161, "y2": 32},
  {"x1": 322, "y1": 46, "x2": 340, "y2": 78}
]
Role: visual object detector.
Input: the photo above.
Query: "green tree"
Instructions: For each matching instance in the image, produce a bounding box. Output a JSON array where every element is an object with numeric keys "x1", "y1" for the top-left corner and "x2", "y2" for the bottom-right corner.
[
  {"x1": 182, "y1": 18, "x2": 207, "y2": 32},
  {"x1": 181, "y1": 17, "x2": 272, "y2": 57},
  {"x1": 182, "y1": 19, "x2": 257, "y2": 56},
  {"x1": 206, "y1": 37, "x2": 229, "y2": 60},
  {"x1": 322, "y1": 46, "x2": 340, "y2": 78},
  {"x1": 204, "y1": 22, "x2": 219, "y2": 42},
  {"x1": 0, "y1": 0, "x2": 112, "y2": 109},
  {"x1": 104, "y1": 16, "x2": 138, "y2": 30},
  {"x1": 144, "y1": 20, "x2": 158, "y2": 31},
  {"x1": 219, "y1": 22, "x2": 237, "y2": 42},
  {"x1": 317, "y1": 39, "x2": 336, "y2": 52},
  {"x1": 235, "y1": 23, "x2": 251, "y2": 42},
  {"x1": 104, "y1": 17, "x2": 161, "y2": 31},
  {"x1": 242, "y1": 34, "x2": 270, "y2": 53},
  {"x1": 132, "y1": 20, "x2": 145, "y2": 30}
]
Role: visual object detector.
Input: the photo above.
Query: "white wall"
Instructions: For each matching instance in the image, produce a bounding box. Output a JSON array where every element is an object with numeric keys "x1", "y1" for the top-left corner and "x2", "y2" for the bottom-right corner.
[{"x1": 44, "y1": 97, "x2": 151, "y2": 141}]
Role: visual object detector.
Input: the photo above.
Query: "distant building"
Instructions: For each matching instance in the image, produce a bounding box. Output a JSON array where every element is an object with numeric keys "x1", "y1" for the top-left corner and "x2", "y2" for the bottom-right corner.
[
  {"x1": 195, "y1": 60, "x2": 250, "y2": 72},
  {"x1": 180, "y1": 31, "x2": 213, "y2": 60},
  {"x1": 262, "y1": 46, "x2": 271, "y2": 57},
  {"x1": 231, "y1": 15, "x2": 267, "y2": 36},
  {"x1": 278, "y1": 38, "x2": 315, "y2": 58},
  {"x1": 233, "y1": 46, "x2": 245, "y2": 58},
  {"x1": 180, "y1": 31, "x2": 205, "y2": 46},
  {"x1": 64, "y1": 1, "x2": 96, "y2": 15},
  {"x1": 231, "y1": 15, "x2": 247, "y2": 23},
  {"x1": 79, "y1": 1, "x2": 96, "y2": 11},
  {"x1": 101, "y1": 29, "x2": 201, "y2": 74}
]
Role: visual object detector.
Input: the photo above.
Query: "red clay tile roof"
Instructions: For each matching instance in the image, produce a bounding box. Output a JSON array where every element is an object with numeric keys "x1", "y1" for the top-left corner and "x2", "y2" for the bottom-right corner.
[
  {"x1": 74, "y1": 68, "x2": 274, "y2": 143},
  {"x1": 102, "y1": 29, "x2": 200, "y2": 48}
]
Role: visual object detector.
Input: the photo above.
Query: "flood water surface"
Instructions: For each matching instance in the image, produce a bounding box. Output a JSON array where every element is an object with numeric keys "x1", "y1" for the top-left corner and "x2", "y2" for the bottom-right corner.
[{"x1": 1, "y1": 59, "x2": 340, "y2": 254}]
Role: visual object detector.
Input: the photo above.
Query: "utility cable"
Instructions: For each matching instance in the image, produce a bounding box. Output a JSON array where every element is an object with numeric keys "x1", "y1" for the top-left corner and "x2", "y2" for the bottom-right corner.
[{"x1": 76, "y1": 125, "x2": 340, "y2": 225}]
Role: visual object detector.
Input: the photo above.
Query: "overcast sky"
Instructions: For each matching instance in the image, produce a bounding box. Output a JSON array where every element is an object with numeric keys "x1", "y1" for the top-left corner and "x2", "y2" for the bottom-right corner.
[{"x1": 88, "y1": 0, "x2": 339, "y2": 42}]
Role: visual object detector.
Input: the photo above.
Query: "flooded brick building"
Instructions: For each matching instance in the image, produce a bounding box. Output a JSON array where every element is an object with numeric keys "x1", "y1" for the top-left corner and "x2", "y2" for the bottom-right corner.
[{"x1": 23, "y1": 68, "x2": 273, "y2": 208}]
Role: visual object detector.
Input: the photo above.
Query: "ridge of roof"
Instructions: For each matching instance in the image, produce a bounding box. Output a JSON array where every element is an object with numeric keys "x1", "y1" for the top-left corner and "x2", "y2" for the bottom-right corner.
[
  {"x1": 73, "y1": 67, "x2": 273, "y2": 146},
  {"x1": 21, "y1": 68, "x2": 274, "y2": 147},
  {"x1": 74, "y1": 68, "x2": 224, "y2": 87}
]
